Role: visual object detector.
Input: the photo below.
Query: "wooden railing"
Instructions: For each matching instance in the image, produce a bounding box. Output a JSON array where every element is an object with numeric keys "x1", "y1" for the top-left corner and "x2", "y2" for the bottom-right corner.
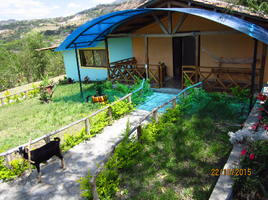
[
  {"x1": 108, "y1": 57, "x2": 166, "y2": 88},
  {"x1": 182, "y1": 66, "x2": 260, "y2": 93},
  {"x1": 0, "y1": 79, "x2": 145, "y2": 169},
  {"x1": 0, "y1": 87, "x2": 40, "y2": 106},
  {"x1": 89, "y1": 82, "x2": 203, "y2": 199}
]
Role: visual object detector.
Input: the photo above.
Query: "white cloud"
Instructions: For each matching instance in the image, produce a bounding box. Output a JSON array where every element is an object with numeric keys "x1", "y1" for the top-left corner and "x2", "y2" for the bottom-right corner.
[
  {"x1": 67, "y1": 3, "x2": 81, "y2": 8},
  {"x1": 51, "y1": 5, "x2": 60, "y2": 9},
  {"x1": 0, "y1": 0, "x2": 52, "y2": 20}
]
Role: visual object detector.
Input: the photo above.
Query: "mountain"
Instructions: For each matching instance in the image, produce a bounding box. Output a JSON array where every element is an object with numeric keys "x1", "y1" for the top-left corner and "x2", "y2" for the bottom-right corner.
[{"x1": 0, "y1": 0, "x2": 147, "y2": 49}]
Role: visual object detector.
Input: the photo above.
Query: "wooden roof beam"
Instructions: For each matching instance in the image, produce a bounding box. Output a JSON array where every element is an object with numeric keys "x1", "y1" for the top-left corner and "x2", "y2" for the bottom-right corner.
[
  {"x1": 170, "y1": 1, "x2": 192, "y2": 8},
  {"x1": 172, "y1": 13, "x2": 188, "y2": 34},
  {"x1": 152, "y1": 12, "x2": 168, "y2": 34}
]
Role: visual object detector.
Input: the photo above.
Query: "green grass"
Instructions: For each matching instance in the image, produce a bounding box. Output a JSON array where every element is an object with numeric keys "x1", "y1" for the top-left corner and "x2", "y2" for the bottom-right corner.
[
  {"x1": 110, "y1": 90, "x2": 250, "y2": 200},
  {"x1": 115, "y1": 116, "x2": 238, "y2": 200},
  {"x1": 0, "y1": 81, "x2": 129, "y2": 151}
]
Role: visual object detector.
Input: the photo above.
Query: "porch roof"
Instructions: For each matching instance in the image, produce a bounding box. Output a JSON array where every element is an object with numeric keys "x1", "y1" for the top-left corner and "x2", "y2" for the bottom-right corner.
[{"x1": 55, "y1": 7, "x2": 268, "y2": 52}]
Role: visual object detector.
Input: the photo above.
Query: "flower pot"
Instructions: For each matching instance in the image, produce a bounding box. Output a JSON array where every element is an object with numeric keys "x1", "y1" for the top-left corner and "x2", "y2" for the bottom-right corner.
[
  {"x1": 91, "y1": 94, "x2": 108, "y2": 104},
  {"x1": 40, "y1": 85, "x2": 52, "y2": 95}
]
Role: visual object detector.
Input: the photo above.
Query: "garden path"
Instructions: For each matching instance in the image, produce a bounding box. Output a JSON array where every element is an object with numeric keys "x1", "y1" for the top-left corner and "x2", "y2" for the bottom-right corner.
[{"x1": 0, "y1": 91, "x2": 177, "y2": 200}]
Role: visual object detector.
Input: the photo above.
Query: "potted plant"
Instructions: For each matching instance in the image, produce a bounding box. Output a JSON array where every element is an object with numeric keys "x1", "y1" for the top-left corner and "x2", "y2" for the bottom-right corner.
[
  {"x1": 84, "y1": 75, "x2": 90, "y2": 84},
  {"x1": 38, "y1": 75, "x2": 55, "y2": 103},
  {"x1": 40, "y1": 74, "x2": 53, "y2": 94},
  {"x1": 87, "y1": 81, "x2": 108, "y2": 104}
]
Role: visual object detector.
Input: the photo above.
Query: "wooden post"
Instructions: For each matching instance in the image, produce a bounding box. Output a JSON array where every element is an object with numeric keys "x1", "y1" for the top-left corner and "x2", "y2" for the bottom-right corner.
[
  {"x1": 90, "y1": 181, "x2": 99, "y2": 200},
  {"x1": 108, "y1": 107, "x2": 113, "y2": 121},
  {"x1": 184, "y1": 91, "x2": 187, "y2": 99},
  {"x1": 28, "y1": 137, "x2": 32, "y2": 173},
  {"x1": 153, "y1": 110, "x2": 159, "y2": 123},
  {"x1": 249, "y1": 39, "x2": 258, "y2": 113},
  {"x1": 105, "y1": 38, "x2": 110, "y2": 81},
  {"x1": 259, "y1": 43, "x2": 267, "y2": 91},
  {"x1": 128, "y1": 95, "x2": 131, "y2": 103},
  {"x1": 137, "y1": 125, "x2": 142, "y2": 144},
  {"x1": 44, "y1": 136, "x2": 50, "y2": 144},
  {"x1": 1, "y1": 98, "x2": 4, "y2": 106},
  {"x1": 140, "y1": 89, "x2": 143, "y2": 98},
  {"x1": 5, "y1": 154, "x2": 13, "y2": 170},
  {"x1": 145, "y1": 36, "x2": 149, "y2": 80},
  {"x1": 172, "y1": 99, "x2": 176, "y2": 110},
  {"x1": 85, "y1": 118, "x2": 90, "y2": 134},
  {"x1": 24, "y1": 91, "x2": 28, "y2": 100},
  {"x1": 195, "y1": 35, "x2": 200, "y2": 84}
]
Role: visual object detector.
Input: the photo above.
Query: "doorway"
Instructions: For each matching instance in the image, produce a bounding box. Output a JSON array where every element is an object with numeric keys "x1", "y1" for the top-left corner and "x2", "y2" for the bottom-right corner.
[{"x1": 173, "y1": 36, "x2": 196, "y2": 77}]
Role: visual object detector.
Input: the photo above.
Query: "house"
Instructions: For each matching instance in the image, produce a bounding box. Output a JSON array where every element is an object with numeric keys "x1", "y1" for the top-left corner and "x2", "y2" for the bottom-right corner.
[{"x1": 55, "y1": 0, "x2": 268, "y2": 94}]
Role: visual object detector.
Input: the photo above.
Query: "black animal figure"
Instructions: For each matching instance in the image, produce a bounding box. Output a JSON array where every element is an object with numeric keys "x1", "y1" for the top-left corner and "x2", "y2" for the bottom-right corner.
[{"x1": 18, "y1": 137, "x2": 66, "y2": 183}]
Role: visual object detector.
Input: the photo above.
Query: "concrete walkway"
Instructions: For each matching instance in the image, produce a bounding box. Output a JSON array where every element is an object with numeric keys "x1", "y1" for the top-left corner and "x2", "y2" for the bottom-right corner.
[{"x1": 0, "y1": 92, "x2": 178, "y2": 200}]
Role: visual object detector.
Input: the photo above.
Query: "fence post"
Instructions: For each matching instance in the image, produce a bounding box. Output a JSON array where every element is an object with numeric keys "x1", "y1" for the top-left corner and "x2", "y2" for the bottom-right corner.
[
  {"x1": 85, "y1": 118, "x2": 90, "y2": 134},
  {"x1": 44, "y1": 136, "x2": 50, "y2": 144},
  {"x1": 1, "y1": 98, "x2": 4, "y2": 106},
  {"x1": 90, "y1": 180, "x2": 99, "y2": 200},
  {"x1": 184, "y1": 91, "x2": 187, "y2": 99},
  {"x1": 24, "y1": 91, "x2": 28, "y2": 100},
  {"x1": 108, "y1": 106, "x2": 113, "y2": 121},
  {"x1": 128, "y1": 95, "x2": 131, "y2": 103},
  {"x1": 140, "y1": 89, "x2": 143, "y2": 98},
  {"x1": 137, "y1": 125, "x2": 142, "y2": 144},
  {"x1": 153, "y1": 110, "x2": 159, "y2": 123},
  {"x1": 172, "y1": 98, "x2": 176, "y2": 110},
  {"x1": 5, "y1": 154, "x2": 13, "y2": 170}
]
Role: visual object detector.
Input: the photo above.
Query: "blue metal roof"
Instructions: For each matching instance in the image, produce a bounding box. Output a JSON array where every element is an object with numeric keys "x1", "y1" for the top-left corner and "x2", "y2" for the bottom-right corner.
[{"x1": 55, "y1": 8, "x2": 268, "y2": 51}]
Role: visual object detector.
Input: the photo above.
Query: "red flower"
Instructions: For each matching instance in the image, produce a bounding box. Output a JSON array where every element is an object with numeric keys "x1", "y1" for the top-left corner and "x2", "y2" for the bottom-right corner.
[
  {"x1": 259, "y1": 107, "x2": 264, "y2": 111},
  {"x1": 252, "y1": 126, "x2": 257, "y2": 130},
  {"x1": 257, "y1": 93, "x2": 267, "y2": 101},
  {"x1": 263, "y1": 124, "x2": 267, "y2": 129},
  {"x1": 249, "y1": 154, "x2": 255, "y2": 160},
  {"x1": 258, "y1": 116, "x2": 262, "y2": 120},
  {"x1": 241, "y1": 150, "x2": 246, "y2": 156}
]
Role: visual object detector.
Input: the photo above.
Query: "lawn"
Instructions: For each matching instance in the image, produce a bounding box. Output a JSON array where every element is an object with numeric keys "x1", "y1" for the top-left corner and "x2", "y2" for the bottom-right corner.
[
  {"x1": 78, "y1": 87, "x2": 252, "y2": 200},
  {"x1": 0, "y1": 81, "x2": 136, "y2": 151}
]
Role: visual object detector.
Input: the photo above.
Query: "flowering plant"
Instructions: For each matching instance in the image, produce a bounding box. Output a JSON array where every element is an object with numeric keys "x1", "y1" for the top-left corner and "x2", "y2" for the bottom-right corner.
[
  {"x1": 232, "y1": 141, "x2": 268, "y2": 199},
  {"x1": 257, "y1": 93, "x2": 267, "y2": 101}
]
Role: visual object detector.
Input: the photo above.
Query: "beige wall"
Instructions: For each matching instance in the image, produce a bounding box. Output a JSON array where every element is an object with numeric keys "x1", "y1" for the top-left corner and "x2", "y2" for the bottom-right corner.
[{"x1": 131, "y1": 12, "x2": 268, "y2": 83}]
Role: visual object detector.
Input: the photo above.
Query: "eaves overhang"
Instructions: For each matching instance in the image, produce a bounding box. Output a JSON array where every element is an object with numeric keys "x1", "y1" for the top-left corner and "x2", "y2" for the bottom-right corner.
[{"x1": 55, "y1": 7, "x2": 268, "y2": 52}]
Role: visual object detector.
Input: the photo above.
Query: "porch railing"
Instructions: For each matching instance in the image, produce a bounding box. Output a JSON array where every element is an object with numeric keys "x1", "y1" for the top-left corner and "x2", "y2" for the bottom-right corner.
[
  {"x1": 108, "y1": 57, "x2": 166, "y2": 88},
  {"x1": 182, "y1": 66, "x2": 260, "y2": 93}
]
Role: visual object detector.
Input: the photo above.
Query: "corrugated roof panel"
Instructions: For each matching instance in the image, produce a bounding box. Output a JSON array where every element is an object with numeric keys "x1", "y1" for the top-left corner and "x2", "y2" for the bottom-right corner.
[
  {"x1": 82, "y1": 23, "x2": 115, "y2": 35},
  {"x1": 73, "y1": 35, "x2": 99, "y2": 44},
  {"x1": 55, "y1": 8, "x2": 268, "y2": 52}
]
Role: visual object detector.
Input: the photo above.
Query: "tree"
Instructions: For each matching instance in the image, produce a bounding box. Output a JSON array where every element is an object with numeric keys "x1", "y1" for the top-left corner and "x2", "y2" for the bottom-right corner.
[
  {"x1": 21, "y1": 32, "x2": 50, "y2": 81},
  {"x1": 0, "y1": 48, "x2": 19, "y2": 88}
]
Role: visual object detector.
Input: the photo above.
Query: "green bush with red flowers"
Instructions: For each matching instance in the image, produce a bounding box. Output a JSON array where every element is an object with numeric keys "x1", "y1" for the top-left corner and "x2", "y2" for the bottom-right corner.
[{"x1": 232, "y1": 140, "x2": 268, "y2": 199}]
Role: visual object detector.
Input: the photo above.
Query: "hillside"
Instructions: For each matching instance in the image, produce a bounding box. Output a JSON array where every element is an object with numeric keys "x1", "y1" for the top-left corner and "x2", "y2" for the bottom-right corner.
[{"x1": 0, "y1": 0, "x2": 147, "y2": 49}]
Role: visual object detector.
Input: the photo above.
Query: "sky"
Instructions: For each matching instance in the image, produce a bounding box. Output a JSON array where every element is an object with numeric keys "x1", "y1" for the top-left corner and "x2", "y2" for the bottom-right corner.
[{"x1": 0, "y1": 0, "x2": 116, "y2": 21}]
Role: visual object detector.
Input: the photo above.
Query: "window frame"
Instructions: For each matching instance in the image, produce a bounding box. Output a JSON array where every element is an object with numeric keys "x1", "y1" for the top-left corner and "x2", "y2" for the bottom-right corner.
[{"x1": 78, "y1": 48, "x2": 107, "y2": 69}]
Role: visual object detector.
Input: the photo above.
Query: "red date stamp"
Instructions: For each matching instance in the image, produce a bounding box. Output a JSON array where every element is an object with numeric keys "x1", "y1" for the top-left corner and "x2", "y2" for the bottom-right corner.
[{"x1": 211, "y1": 169, "x2": 251, "y2": 176}]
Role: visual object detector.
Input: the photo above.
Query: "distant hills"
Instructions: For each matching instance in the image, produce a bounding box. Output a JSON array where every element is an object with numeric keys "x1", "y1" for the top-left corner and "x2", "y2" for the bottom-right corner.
[{"x1": 0, "y1": 0, "x2": 147, "y2": 48}]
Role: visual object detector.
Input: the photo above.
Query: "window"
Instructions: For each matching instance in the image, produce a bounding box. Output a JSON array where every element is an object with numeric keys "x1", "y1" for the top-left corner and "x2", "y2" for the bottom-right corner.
[{"x1": 79, "y1": 49, "x2": 107, "y2": 68}]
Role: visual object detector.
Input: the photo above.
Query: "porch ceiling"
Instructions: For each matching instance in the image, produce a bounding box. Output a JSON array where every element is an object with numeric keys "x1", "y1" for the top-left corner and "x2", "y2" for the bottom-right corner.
[{"x1": 55, "y1": 8, "x2": 268, "y2": 52}]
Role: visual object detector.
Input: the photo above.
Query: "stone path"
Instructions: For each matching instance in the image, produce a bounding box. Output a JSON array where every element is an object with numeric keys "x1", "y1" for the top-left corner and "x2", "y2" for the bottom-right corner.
[{"x1": 0, "y1": 92, "x2": 178, "y2": 200}]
